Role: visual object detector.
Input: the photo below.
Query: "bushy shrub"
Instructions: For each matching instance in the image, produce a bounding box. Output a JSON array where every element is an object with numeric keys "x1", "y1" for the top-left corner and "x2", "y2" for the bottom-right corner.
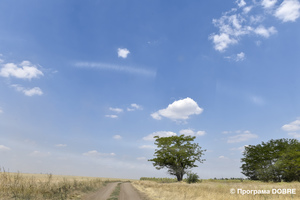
[{"x1": 186, "y1": 172, "x2": 199, "y2": 184}]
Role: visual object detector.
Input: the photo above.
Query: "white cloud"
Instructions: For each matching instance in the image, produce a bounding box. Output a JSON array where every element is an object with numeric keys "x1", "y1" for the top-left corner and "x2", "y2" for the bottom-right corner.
[
  {"x1": 243, "y1": 6, "x2": 253, "y2": 13},
  {"x1": 0, "y1": 145, "x2": 11, "y2": 151},
  {"x1": 222, "y1": 131, "x2": 231, "y2": 134},
  {"x1": 196, "y1": 131, "x2": 206, "y2": 136},
  {"x1": 210, "y1": 13, "x2": 254, "y2": 51},
  {"x1": 139, "y1": 145, "x2": 156, "y2": 149},
  {"x1": 230, "y1": 145, "x2": 248, "y2": 152},
  {"x1": 105, "y1": 115, "x2": 118, "y2": 119},
  {"x1": 55, "y1": 144, "x2": 67, "y2": 147},
  {"x1": 113, "y1": 135, "x2": 122, "y2": 140},
  {"x1": 282, "y1": 119, "x2": 300, "y2": 132},
  {"x1": 179, "y1": 129, "x2": 206, "y2": 136},
  {"x1": 227, "y1": 130, "x2": 258, "y2": 143},
  {"x1": 83, "y1": 150, "x2": 115, "y2": 157},
  {"x1": 274, "y1": 0, "x2": 300, "y2": 22},
  {"x1": 236, "y1": 52, "x2": 245, "y2": 61},
  {"x1": 23, "y1": 87, "x2": 43, "y2": 96},
  {"x1": 151, "y1": 97, "x2": 203, "y2": 121},
  {"x1": 288, "y1": 132, "x2": 300, "y2": 138},
  {"x1": 29, "y1": 151, "x2": 51, "y2": 157},
  {"x1": 0, "y1": 108, "x2": 3, "y2": 114},
  {"x1": 254, "y1": 26, "x2": 277, "y2": 38},
  {"x1": 210, "y1": 33, "x2": 238, "y2": 52},
  {"x1": 219, "y1": 155, "x2": 228, "y2": 159},
  {"x1": 282, "y1": 119, "x2": 300, "y2": 138},
  {"x1": 137, "y1": 157, "x2": 147, "y2": 161},
  {"x1": 236, "y1": 0, "x2": 246, "y2": 7},
  {"x1": 118, "y1": 48, "x2": 130, "y2": 58},
  {"x1": 143, "y1": 131, "x2": 177, "y2": 141},
  {"x1": 224, "y1": 52, "x2": 246, "y2": 62},
  {"x1": 11, "y1": 85, "x2": 43, "y2": 96},
  {"x1": 109, "y1": 107, "x2": 123, "y2": 113},
  {"x1": 127, "y1": 103, "x2": 143, "y2": 111},
  {"x1": 0, "y1": 61, "x2": 43, "y2": 80},
  {"x1": 210, "y1": 0, "x2": 287, "y2": 52},
  {"x1": 262, "y1": 0, "x2": 278, "y2": 8},
  {"x1": 250, "y1": 15, "x2": 264, "y2": 24}
]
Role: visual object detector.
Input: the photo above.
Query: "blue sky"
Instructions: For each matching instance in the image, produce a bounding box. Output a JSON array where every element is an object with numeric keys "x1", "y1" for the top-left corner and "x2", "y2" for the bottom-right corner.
[{"x1": 0, "y1": 0, "x2": 300, "y2": 179}]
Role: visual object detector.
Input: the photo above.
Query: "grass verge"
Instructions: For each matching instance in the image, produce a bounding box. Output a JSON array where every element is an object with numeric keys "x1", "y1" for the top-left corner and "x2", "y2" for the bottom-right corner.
[
  {"x1": 132, "y1": 180, "x2": 300, "y2": 200},
  {"x1": 0, "y1": 168, "x2": 104, "y2": 200},
  {"x1": 107, "y1": 182, "x2": 121, "y2": 200}
]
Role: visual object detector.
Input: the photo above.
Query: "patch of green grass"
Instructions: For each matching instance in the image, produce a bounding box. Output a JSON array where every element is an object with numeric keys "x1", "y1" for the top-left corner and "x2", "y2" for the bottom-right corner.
[{"x1": 107, "y1": 182, "x2": 121, "y2": 200}]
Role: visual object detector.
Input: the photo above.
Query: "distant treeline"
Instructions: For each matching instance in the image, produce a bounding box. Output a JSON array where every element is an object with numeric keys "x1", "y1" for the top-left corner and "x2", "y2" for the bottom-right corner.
[{"x1": 140, "y1": 177, "x2": 178, "y2": 183}]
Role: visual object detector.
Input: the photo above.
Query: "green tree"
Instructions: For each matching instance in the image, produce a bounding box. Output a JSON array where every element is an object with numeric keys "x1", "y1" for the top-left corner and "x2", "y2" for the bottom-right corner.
[
  {"x1": 275, "y1": 139, "x2": 300, "y2": 182},
  {"x1": 148, "y1": 135, "x2": 206, "y2": 181},
  {"x1": 241, "y1": 138, "x2": 300, "y2": 182}
]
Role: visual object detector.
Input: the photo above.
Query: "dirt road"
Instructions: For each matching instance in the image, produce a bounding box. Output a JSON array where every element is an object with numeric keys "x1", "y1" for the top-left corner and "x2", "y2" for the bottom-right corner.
[
  {"x1": 82, "y1": 182, "x2": 145, "y2": 200},
  {"x1": 119, "y1": 182, "x2": 143, "y2": 200},
  {"x1": 82, "y1": 182, "x2": 120, "y2": 200}
]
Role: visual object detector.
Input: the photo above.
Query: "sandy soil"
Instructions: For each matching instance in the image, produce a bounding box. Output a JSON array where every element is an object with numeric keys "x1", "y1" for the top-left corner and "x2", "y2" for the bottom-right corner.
[{"x1": 82, "y1": 182, "x2": 146, "y2": 200}]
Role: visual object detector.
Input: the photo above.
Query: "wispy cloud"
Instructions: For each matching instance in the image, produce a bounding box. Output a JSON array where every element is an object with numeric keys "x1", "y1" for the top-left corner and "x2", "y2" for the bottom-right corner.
[
  {"x1": 105, "y1": 115, "x2": 118, "y2": 119},
  {"x1": 143, "y1": 129, "x2": 206, "y2": 142},
  {"x1": 109, "y1": 107, "x2": 123, "y2": 113},
  {"x1": 127, "y1": 103, "x2": 143, "y2": 111},
  {"x1": 226, "y1": 52, "x2": 246, "y2": 62},
  {"x1": 236, "y1": 52, "x2": 245, "y2": 61},
  {"x1": 219, "y1": 155, "x2": 228, "y2": 159},
  {"x1": 143, "y1": 131, "x2": 177, "y2": 141},
  {"x1": 75, "y1": 62, "x2": 156, "y2": 78},
  {"x1": 139, "y1": 145, "x2": 156, "y2": 149},
  {"x1": 179, "y1": 129, "x2": 206, "y2": 136},
  {"x1": 83, "y1": 150, "x2": 116, "y2": 157},
  {"x1": 29, "y1": 151, "x2": 51, "y2": 157},
  {"x1": 230, "y1": 145, "x2": 248, "y2": 152},
  {"x1": 227, "y1": 130, "x2": 258, "y2": 143},
  {"x1": 55, "y1": 144, "x2": 67, "y2": 147},
  {"x1": 113, "y1": 135, "x2": 122, "y2": 140},
  {"x1": 136, "y1": 157, "x2": 147, "y2": 161},
  {"x1": 0, "y1": 145, "x2": 11, "y2": 151},
  {"x1": 282, "y1": 119, "x2": 300, "y2": 132},
  {"x1": 262, "y1": 0, "x2": 278, "y2": 9}
]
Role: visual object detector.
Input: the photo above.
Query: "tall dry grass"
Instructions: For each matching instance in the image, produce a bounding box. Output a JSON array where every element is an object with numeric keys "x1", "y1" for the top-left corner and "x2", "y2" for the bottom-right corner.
[
  {"x1": 132, "y1": 180, "x2": 300, "y2": 200},
  {"x1": 0, "y1": 169, "x2": 105, "y2": 200}
]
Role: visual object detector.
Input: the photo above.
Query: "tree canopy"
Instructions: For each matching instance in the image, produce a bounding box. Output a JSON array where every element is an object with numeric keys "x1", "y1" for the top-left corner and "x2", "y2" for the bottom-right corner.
[
  {"x1": 241, "y1": 138, "x2": 300, "y2": 182},
  {"x1": 148, "y1": 135, "x2": 206, "y2": 181}
]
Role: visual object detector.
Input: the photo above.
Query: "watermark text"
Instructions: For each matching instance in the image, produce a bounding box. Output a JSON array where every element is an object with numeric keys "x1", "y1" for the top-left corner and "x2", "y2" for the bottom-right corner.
[{"x1": 230, "y1": 188, "x2": 296, "y2": 195}]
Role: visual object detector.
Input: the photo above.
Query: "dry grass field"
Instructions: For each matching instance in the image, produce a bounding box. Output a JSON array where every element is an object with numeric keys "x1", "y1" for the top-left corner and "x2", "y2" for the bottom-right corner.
[
  {"x1": 132, "y1": 179, "x2": 300, "y2": 200},
  {"x1": 0, "y1": 169, "x2": 130, "y2": 200}
]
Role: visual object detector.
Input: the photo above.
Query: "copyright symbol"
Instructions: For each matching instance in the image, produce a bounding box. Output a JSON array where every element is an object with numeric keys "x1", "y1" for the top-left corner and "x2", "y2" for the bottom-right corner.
[{"x1": 230, "y1": 188, "x2": 235, "y2": 194}]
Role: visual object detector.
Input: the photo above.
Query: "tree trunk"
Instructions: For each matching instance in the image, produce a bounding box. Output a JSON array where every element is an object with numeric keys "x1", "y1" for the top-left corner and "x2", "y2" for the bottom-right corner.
[{"x1": 176, "y1": 172, "x2": 184, "y2": 181}]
